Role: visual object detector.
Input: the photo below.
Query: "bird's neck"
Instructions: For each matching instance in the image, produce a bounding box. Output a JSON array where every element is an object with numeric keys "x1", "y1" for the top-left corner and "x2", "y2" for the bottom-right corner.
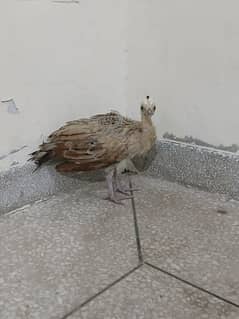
[{"x1": 141, "y1": 114, "x2": 153, "y2": 127}]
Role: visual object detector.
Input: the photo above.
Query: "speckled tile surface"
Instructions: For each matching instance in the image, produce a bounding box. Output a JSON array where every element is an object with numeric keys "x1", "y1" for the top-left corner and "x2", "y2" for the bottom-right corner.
[
  {"x1": 68, "y1": 265, "x2": 239, "y2": 319},
  {"x1": 0, "y1": 181, "x2": 138, "y2": 319},
  {"x1": 133, "y1": 175, "x2": 239, "y2": 304},
  {"x1": 1, "y1": 175, "x2": 239, "y2": 319},
  {"x1": 2, "y1": 140, "x2": 239, "y2": 215}
]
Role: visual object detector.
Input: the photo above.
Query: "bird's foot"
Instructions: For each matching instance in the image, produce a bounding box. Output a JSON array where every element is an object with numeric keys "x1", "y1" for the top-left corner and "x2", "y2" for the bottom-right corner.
[
  {"x1": 116, "y1": 187, "x2": 140, "y2": 195},
  {"x1": 104, "y1": 194, "x2": 133, "y2": 205}
]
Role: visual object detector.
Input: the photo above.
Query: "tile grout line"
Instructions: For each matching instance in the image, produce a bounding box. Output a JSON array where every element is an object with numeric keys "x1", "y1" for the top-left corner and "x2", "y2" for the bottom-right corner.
[
  {"x1": 128, "y1": 175, "x2": 143, "y2": 264},
  {"x1": 145, "y1": 261, "x2": 239, "y2": 309},
  {"x1": 61, "y1": 174, "x2": 238, "y2": 318},
  {"x1": 60, "y1": 264, "x2": 143, "y2": 319},
  {"x1": 129, "y1": 174, "x2": 239, "y2": 309},
  {"x1": 60, "y1": 175, "x2": 144, "y2": 319}
]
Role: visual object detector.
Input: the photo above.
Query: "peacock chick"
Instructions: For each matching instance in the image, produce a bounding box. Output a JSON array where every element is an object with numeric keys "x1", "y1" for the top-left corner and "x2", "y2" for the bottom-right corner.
[{"x1": 29, "y1": 96, "x2": 157, "y2": 203}]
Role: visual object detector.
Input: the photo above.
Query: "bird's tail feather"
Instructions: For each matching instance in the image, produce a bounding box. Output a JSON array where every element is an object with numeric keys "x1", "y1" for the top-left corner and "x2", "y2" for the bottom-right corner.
[{"x1": 28, "y1": 149, "x2": 52, "y2": 173}]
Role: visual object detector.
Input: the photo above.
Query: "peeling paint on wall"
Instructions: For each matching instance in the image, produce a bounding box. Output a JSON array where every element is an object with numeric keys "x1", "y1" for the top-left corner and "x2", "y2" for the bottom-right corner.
[
  {"x1": 17, "y1": 0, "x2": 79, "y2": 3},
  {"x1": 51, "y1": 0, "x2": 79, "y2": 4},
  {"x1": 9, "y1": 146, "x2": 27, "y2": 155},
  {"x1": 11, "y1": 161, "x2": 20, "y2": 167},
  {"x1": 1, "y1": 99, "x2": 19, "y2": 114},
  {"x1": 0, "y1": 155, "x2": 7, "y2": 161},
  {"x1": 163, "y1": 133, "x2": 239, "y2": 153},
  {"x1": 0, "y1": 146, "x2": 27, "y2": 162}
]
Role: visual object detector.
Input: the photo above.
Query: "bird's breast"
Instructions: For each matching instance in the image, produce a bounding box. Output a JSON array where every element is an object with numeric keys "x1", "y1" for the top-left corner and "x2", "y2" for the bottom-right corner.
[{"x1": 127, "y1": 125, "x2": 156, "y2": 159}]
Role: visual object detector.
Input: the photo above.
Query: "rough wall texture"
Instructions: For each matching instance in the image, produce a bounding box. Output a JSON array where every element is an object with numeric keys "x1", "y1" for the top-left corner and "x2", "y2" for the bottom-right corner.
[
  {"x1": 1, "y1": 140, "x2": 239, "y2": 215},
  {"x1": 147, "y1": 140, "x2": 239, "y2": 200},
  {"x1": 0, "y1": 162, "x2": 106, "y2": 215}
]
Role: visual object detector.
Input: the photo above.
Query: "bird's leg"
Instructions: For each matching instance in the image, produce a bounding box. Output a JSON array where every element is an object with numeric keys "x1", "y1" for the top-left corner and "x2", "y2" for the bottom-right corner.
[
  {"x1": 112, "y1": 168, "x2": 127, "y2": 195},
  {"x1": 105, "y1": 170, "x2": 132, "y2": 204},
  {"x1": 113, "y1": 168, "x2": 140, "y2": 195}
]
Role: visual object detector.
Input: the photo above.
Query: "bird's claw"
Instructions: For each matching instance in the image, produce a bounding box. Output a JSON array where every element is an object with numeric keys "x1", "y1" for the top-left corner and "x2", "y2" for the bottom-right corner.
[
  {"x1": 116, "y1": 187, "x2": 140, "y2": 195},
  {"x1": 103, "y1": 194, "x2": 133, "y2": 205}
]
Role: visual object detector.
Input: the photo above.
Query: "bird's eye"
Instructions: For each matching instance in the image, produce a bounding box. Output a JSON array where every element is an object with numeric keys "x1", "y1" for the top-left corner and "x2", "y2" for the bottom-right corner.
[
  {"x1": 153, "y1": 105, "x2": 156, "y2": 111},
  {"x1": 141, "y1": 105, "x2": 144, "y2": 111}
]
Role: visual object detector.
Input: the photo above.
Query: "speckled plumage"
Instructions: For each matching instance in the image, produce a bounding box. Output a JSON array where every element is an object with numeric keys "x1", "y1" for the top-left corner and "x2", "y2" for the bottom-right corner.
[{"x1": 30, "y1": 96, "x2": 157, "y2": 203}]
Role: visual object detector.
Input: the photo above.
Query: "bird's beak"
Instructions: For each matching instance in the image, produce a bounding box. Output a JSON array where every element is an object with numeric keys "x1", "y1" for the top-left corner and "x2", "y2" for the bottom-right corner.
[{"x1": 147, "y1": 109, "x2": 154, "y2": 116}]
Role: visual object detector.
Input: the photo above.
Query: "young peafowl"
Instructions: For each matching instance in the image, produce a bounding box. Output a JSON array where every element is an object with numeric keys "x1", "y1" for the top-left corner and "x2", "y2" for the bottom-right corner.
[{"x1": 29, "y1": 96, "x2": 157, "y2": 203}]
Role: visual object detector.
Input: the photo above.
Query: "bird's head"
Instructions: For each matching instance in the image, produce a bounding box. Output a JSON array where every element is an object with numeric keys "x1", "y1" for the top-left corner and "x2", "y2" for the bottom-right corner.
[{"x1": 140, "y1": 96, "x2": 156, "y2": 118}]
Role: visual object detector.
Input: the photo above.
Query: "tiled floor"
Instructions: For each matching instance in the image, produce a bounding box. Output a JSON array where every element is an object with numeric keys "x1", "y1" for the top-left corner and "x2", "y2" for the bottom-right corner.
[{"x1": 0, "y1": 176, "x2": 239, "y2": 319}]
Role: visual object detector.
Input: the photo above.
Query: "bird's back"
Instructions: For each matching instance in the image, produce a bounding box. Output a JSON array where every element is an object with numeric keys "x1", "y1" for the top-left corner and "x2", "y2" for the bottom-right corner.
[{"x1": 30, "y1": 111, "x2": 142, "y2": 172}]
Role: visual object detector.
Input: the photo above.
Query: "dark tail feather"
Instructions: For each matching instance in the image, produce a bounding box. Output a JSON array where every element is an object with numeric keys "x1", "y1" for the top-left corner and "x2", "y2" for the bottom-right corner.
[
  {"x1": 28, "y1": 151, "x2": 52, "y2": 173},
  {"x1": 32, "y1": 163, "x2": 41, "y2": 173}
]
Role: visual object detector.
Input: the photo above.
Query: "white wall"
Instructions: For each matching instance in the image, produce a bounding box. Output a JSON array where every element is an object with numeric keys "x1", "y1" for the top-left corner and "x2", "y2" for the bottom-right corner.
[
  {"x1": 127, "y1": 0, "x2": 239, "y2": 147},
  {"x1": 0, "y1": 0, "x2": 127, "y2": 170},
  {"x1": 1, "y1": 0, "x2": 239, "y2": 171}
]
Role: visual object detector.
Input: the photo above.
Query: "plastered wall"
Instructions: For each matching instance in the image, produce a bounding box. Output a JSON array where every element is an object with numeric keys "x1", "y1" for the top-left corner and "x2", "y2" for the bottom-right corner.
[
  {"x1": 1, "y1": 0, "x2": 239, "y2": 172},
  {"x1": 127, "y1": 0, "x2": 239, "y2": 148},
  {"x1": 0, "y1": 0, "x2": 128, "y2": 170}
]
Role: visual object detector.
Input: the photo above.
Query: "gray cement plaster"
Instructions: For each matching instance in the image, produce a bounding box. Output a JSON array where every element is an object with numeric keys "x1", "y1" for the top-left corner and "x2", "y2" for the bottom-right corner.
[
  {"x1": 147, "y1": 139, "x2": 239, "y2": 200},
  {"x1": 68, "y1": 266, "x2": 239, "y2": 319},
  {"x1": 0, "y1": 181, "x2": 138, "y2": 319},
  {"x1": 163, "y1": 133, "x2": 239, "y2": 153},
  {"x1": 134, "y1": 176, "x2": 239, "y2": 305},
  {"x1": 0, "y1": 162, "x2": 105, "y2": 215},
  {"x1": 1, "y1": 139, "x2": 239, "y2": 214}
]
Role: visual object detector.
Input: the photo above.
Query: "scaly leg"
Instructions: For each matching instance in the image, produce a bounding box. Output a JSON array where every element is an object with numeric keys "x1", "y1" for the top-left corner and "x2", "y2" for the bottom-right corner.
[
  {"x1": 105, "y1": 169, "x2": 132, "y2": 204},
  {"x1": 113, "y1": 168, "x2": 139, "y2": 195}
]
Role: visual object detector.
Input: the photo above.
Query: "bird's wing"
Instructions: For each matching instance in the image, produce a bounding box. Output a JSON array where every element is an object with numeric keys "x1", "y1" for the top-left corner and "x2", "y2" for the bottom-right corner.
[{"x1": 35, "y1": 112, "x2": 136, "y2": 171}]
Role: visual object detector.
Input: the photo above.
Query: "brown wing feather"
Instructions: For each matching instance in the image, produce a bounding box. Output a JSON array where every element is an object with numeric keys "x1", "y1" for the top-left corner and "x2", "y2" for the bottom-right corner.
[{"x1": 30, "y1": 112, "x2": 135, "y2": 171}]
